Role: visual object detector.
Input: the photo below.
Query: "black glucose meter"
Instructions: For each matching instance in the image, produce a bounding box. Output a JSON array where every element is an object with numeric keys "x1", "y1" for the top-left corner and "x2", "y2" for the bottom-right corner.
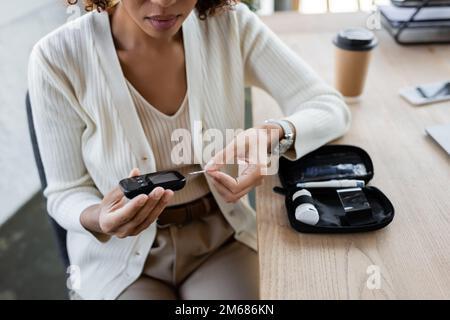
[{"x1": 119, "y1": 170, "x2": 186, "y2": 199}]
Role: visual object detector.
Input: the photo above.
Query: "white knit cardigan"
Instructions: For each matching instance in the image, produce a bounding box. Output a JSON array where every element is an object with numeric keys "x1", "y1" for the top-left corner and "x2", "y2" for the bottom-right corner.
[{"x1": 27, "y1": 4, "x2": 351, "y2": 299}]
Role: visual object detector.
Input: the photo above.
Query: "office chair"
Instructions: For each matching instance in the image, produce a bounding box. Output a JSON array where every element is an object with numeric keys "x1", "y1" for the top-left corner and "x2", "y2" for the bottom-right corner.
[{"x1": 26, "y1": 91, "x2": 70, "y2": 269}]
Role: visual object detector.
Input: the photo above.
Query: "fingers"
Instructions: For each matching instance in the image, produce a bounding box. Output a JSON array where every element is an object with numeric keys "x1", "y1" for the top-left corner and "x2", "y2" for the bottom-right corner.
[
  {"x1": 113, "y1": 194, "x2": 148, "y2": 224},
  {"x1": 236, "y1": 164, "x2": 263, "y2": 187},
  {"x1": 205, "y1": 127, "x2": 266, "y2": 204},
  {"x1": 205, "y1": 140, "x2": 237, "y2": 172},
  {"x1": 129, "y1": 168, "x2": 141, "y2": 178},
  {"x1": 102, "y1": 168, "x2": 174, "y2": 238},
  {"x1": 209, "y1": 170, "x2": 263, "y2": 203},
  {"x1": 212, "y1": 177, "x2": 254, "y2": 203},
  {"x1": 109, "y1": 194, "x2": 128, "y2": 212},
  {"x1": 113, "y1": 187, "x2": 165, "y2": 237},
  {"x1": 207, "y1": 171, "x2": 237, "y2": 191},
  {"x1": 103, "y1": 168, "x2": 141, "y2": 209},
  {"x1": 148, "y1": 190, "x2": 174, "y2": 223},
  {"x1": 130, "y1": 189, "x2": 174, "y2": 236},
  {"x1": 207, "y1": 165, "x2": 262, "y2": 194},
  {"x1": 100, "y1": 193, "x2": 148, "y2": 234},
  {"x1": 205, "y1": 152, "x2": 225, "y2": 172}
]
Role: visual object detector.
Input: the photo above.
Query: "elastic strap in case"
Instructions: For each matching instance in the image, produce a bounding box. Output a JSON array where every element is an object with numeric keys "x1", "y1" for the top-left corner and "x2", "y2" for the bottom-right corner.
[{"x1": 292, "y1": 194, "x2": 315, "y2": 207}]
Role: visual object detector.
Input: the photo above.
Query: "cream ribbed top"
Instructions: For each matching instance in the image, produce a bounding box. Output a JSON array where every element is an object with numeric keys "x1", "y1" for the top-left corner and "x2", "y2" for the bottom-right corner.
[{"x1": 126, "y1": 79, "x2": 210, "y2": 205}]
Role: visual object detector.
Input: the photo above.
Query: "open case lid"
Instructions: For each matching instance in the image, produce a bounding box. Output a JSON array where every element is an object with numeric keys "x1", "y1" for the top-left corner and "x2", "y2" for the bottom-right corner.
[{"x1": 277, "y1": 145, "x2": 394, "y2": 233}]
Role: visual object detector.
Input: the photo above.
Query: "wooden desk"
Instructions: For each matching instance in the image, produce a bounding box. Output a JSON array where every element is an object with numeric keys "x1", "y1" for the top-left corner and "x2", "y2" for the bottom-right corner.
[{"x1": 254, "y1": 12, "x2": 450, "y2": 299}]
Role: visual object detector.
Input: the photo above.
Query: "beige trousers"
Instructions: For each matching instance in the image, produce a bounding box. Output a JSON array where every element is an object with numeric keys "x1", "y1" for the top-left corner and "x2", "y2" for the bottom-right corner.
[{"x1": 117, "y1": 207, "x2": 260, "y2": 300}]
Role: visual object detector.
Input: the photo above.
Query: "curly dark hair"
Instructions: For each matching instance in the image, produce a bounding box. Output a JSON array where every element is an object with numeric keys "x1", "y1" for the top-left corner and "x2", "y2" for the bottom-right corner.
[{"x1": 67, "y1": 0, "x2": 238, "y2": 20}]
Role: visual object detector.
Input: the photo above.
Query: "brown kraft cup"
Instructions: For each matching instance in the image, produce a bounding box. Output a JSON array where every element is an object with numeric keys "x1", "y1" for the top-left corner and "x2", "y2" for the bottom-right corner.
[{"x1": 333, "y1": 28, "x2": 378, "y2": 98}]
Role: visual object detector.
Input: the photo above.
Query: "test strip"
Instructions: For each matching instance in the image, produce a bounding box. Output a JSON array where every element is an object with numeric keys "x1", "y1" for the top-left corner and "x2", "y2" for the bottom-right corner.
[{"x1": 188, "y1": 170, "x2": 206, "y2": 175}]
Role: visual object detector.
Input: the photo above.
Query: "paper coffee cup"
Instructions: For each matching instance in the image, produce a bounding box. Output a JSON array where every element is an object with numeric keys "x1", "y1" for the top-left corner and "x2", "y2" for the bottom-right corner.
[{"x1": 333, "y1": 28, "x2": 378, "y2": 99}]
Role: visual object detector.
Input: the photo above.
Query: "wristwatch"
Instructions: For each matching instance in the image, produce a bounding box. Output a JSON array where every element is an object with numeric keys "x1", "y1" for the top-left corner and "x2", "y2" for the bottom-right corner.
[{"x1": 264, "y1": 119, "x2": 295, "y2": 155}]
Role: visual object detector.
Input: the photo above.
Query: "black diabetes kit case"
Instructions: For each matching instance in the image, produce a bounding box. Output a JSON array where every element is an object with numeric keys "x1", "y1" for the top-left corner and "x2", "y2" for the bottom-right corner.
[{"x1": 275, "y1": 145, "x2": 395, "y2": 233}]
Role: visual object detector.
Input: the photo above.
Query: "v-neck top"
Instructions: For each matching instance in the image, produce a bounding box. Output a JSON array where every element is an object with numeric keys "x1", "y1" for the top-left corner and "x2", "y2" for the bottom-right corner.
[{"x1": 126, "y1": 79, "x2": 211, "y2": 206}]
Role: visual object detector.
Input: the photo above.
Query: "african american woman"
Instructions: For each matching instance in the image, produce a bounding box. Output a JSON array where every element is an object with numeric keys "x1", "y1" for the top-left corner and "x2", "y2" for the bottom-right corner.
[{"x1": 28, "y1": 0, "x2": 351, "y2": 299}]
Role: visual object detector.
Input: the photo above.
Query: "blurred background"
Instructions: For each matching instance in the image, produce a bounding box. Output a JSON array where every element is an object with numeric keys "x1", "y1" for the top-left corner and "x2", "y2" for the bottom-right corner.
[{"x1": 0, "y1": 0, "x2": 403, "y2": 300}]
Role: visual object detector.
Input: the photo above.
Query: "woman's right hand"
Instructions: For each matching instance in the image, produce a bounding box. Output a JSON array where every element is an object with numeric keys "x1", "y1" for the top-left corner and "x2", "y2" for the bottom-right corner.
[{"x1": 81, "y1": 168, "x2": 174, "y2": 239}]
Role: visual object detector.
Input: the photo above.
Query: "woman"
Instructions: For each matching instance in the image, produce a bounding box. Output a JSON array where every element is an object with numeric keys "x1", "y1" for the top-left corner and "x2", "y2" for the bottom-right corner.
[{"x1": 28, "y1": 0, "x2": 351, "y2": 300}]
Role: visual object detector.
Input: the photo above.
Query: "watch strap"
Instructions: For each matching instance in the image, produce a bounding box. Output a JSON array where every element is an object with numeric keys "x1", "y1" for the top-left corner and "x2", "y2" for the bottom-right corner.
[{"x1": 264, "y1": 119, "x2": 295, "y2": 154}]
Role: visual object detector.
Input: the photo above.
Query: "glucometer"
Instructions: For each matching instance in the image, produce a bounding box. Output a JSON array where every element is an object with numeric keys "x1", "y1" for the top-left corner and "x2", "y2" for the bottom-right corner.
[{"x1": 119, "y1": 170, "x2": 186, "y2": 199}]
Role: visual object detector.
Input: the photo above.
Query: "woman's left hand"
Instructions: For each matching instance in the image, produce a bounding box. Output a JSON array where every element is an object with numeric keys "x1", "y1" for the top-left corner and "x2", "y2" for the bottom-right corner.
[{"x1": 205, "y1": 124, "x2": 284, "y2": 203}]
